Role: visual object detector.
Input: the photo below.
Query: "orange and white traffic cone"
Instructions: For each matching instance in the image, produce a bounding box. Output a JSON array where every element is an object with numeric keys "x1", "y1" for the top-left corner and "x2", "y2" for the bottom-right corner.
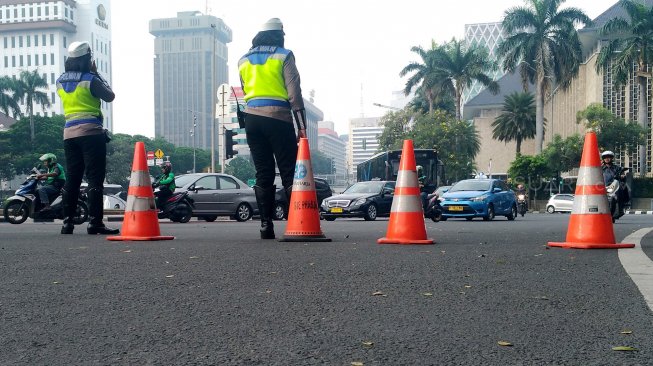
[
  {"x1": 279, "y1": 138, "x2": 331, "y2": 242},
  {"x1": 378, "y1": 139, "x2": 434, "y2": 245},
  {"x1": 107, "y1": 142, "x2": 175, "y2": 242},
  {"x1": 548, "y1": 132, "x2": 633, "y2": 249}
]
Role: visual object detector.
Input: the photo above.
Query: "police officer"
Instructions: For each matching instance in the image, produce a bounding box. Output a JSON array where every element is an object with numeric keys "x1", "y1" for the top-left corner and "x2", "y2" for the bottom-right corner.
[
  {"x1": 239, "y1": 18, "x2": 307, "y2": 239},
  {"x1": 56, "y1": 41, "x2": 118, "y2": 235},
  {"x1": 36, "y1": 153, "x2": 66, "y2": 211}
]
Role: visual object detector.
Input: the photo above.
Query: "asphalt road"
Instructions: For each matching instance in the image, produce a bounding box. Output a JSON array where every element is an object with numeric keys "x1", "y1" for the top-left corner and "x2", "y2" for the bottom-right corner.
[{"x1": 1, "y1": 214, "x2": 652, "y2": 365}]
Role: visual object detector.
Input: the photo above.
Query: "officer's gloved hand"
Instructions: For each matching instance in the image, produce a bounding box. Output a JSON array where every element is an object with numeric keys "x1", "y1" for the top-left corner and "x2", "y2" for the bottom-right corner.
[{"x1": 292, "y1": 109, "x2": 307, "y2": 142}]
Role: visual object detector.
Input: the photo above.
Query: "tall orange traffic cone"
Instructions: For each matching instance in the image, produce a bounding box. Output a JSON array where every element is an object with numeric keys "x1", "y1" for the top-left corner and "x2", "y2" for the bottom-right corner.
[
  {"x1": 279, "y1": 138, "x2": 331, "y2": 242},
  {"x1": 548, "y1": 132, "x2": 633, "y2": 249},
  {"x1": 108, "y1": 142, "x2": 175, "y2": 242},
  {"x1": 378, "y1": 140, "x2": 434, "y2": 245}
]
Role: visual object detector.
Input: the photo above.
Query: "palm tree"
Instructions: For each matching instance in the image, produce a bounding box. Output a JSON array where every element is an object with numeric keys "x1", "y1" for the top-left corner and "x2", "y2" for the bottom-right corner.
[
  {"x1": 399, "y1": 41, "x2": 449, "y2": 114},
  {"x1": 430, "y1": 39, "x2": 500, "y2": 120},
  {"x1": 0, "y1": 76, "x2": 21, "y2": 118},
  {"x1": 14, "y1": 69, "x2": 51, "y2": 142},
  {"x1": 596, "y1": 0, "x2": 653, "y2": 176},
  {"x1": 497, "y1": 0, "x2": 591, "y2": 153},
  {"x1": 491, "y1": 92, "x2": 537, "y2": 154}
]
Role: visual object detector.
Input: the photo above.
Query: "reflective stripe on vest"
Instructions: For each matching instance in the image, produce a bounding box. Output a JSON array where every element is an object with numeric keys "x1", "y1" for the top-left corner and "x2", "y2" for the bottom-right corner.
[
  {"x1": 56, "y1": 72, "x2": 102, "y2": 127},
  {"x1": 238, "y1": 46, "x2": 290, "y2": 105}
]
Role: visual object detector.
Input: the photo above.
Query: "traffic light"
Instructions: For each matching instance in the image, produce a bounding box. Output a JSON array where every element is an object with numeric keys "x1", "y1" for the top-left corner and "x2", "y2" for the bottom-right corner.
[{"x1": 225, "y1": 129, "x2": 238, "y2": 159}]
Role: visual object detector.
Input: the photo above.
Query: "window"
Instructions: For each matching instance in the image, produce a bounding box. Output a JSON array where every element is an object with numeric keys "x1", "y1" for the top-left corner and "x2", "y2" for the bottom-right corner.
[
  {"x1": 51, "y1": 73, "x2": 55, "y2": 84},
  {"x1": 35, "y1": 54, "x2": 39, "y2": 66},
  {"x1": 37, "y1": 6, "x2": 40, "y2": 16},
  {"x1": 50, "y1": 34, "x2": 54, "y2": 46},
  {"x1": 21, "y1": 8, "x2": 25, "y2": 17},
  {"x1": 42, "y1": 34, "x2": 46, "y2": 46},
  {"x1": 42, "y1": 54, "x2": 46, "y2": 66},
  {"x1": 14, "y1": 8, "x2": 17, "y2": 18},
  {"x1": 45, "y1": 5, "x2": 49, "y2": 16},
  {"x1": 64, "y1": 7, "x2": 67, "y2": 18},
  {"x1": 195, "y1": 176, "x2": 218, "y2": 190},
  {"x1": 51, "y1": 92, "x2": 55, "y2": 103},
  {"x1": 19, "y1": 55, "x2": 23, "y2": 67},
  {"x1": 63, "y1": 36, "x2": 66, "y2": 48},
  {"x1": 50, "y1": 53, "x2": 54, "y2": 65},
  {"x1": 54, "y1": 6, "x2": 57, "y2": 16},
  {"x1": 26, "y1": 36, "x2": 30, "y2": 47},
  {"x1": 219, "y1": 176, "x2": 238, "y2": 190},
  {"x1": 18, "y1": 36, "x2": 22, "y2": 47},
  {"x1": 30, "y1": 7, "x2": 33, "y2": 17},
  {"x1": 11, "y1": 56, "x2": 15, "y2": 67},
  {"x1": 11, "y1": 36, "x2": 15, "y2": 48},
  {"x1": 3, "y1": 56, "x2": 7, "y2": 68},
  {"x1": 70, "y1": 10, "x2": 73, "y2": 20},
  {"x1": 3, "y1": 37, "x2": 6, "y2": 49},
  {"x1": 27, "y1": 55, "x2": 31, "y2": 66},
  {"x1": 34, "y1": 35, "x2": 38, "y2": 47}
]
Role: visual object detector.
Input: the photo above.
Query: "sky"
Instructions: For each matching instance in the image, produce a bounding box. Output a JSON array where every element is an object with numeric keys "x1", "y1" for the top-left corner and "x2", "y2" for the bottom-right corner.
[{"x1": 110, "y1": 0, "x2": 618, "y2": 137}]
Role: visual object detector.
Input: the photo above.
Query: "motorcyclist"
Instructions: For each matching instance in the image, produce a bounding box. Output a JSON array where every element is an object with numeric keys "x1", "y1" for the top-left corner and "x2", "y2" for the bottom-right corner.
[
  {"x1": 515, "y1": 183, "x2": 528, "y2": 210},
  {"x1": 601, "y1": 150, "x2": 629, "y2": 216},
  {"x1": 35, "y1": 153, "x2": 66, "y2": 211},
  {"x1": 153, "y1": 162, "x2": 176, "y2": 210}
]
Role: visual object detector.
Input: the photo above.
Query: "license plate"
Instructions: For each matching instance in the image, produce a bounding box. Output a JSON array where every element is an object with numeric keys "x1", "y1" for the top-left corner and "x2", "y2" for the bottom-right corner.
[
  {"x1": 330, "y1": 207, "x2": 343, "y2": 213},
  {"x1": 448, "y1": 206, "x2": 463, "y2": 211}
]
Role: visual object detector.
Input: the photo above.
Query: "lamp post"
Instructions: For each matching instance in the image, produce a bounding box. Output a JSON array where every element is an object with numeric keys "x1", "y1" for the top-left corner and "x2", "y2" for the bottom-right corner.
[
  {"x1": 190, "y1": 111, "x2": 197, "y2": 173},
  {"x1": 210, "y1": 23, "x2": 217, "y2": 173}
]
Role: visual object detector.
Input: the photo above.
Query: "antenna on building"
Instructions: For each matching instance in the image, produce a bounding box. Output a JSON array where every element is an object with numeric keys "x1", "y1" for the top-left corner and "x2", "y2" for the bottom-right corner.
[
  {"x1": 360, "y1": 83, "x2": 364, "y2": 118},
  {"x1": 309, "y1": 89, "x2": 315, "y2": 103}
]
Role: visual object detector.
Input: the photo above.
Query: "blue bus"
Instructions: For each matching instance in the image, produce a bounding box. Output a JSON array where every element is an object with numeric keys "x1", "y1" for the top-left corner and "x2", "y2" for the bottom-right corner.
[{"x1": 356, "y1": 149, "x2": 444, "y2": 192}]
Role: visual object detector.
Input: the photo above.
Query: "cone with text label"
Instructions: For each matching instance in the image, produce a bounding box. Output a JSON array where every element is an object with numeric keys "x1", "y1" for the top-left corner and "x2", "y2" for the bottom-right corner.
[
  {"x1": 548, "y1": 132, "x2": 633, "y2": 249},
  {"x1": 378, "y1": 139, "x2": 434, "y2": 245},
  {"x1": 108, "y1": 142, "x2": 175, "y2": 242},
  {"x1": 279, "y1": 138, "x2": 331, "y2": 242}
]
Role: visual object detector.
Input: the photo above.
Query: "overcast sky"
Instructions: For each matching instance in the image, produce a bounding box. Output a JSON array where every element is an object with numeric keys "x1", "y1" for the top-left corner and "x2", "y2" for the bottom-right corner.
[{"x1": 110, "y1": 0, "x2": 618, "y2": 137}]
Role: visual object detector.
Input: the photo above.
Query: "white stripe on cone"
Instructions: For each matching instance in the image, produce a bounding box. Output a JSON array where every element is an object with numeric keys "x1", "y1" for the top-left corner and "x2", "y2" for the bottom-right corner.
[
  {"x1": 390, "y1": 195, "x2": 423, "y2": 213},
  {"x1": 576, "y1": 166, "x2": 604, "y2": 187},
  {"x1": 571, "y1": 194, "x2": 610, "y2": 214},
  {"x1": 129, "y1": 170, "x2": 152, "y2": 187},
  {"x1": 125, "y1": 196, "x2": 156, "y2": 212},
  {"x1": 396, "y1": 170, "x2": 418, "y2": 188}
]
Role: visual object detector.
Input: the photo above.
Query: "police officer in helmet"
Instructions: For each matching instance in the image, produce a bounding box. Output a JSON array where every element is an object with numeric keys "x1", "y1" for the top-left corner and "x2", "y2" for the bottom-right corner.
[{"x1": 601, "y1": 150, "x2": 629, "y2": 216}]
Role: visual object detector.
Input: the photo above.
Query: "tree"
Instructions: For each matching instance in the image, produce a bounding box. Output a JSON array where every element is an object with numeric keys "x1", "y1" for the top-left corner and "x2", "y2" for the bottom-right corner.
[
  {"x1": 14, "y1": 70, "x2": 51, "y2": 143},
  {"x1": 542, "y1": 134, "x2": 583, "y2": 175},
  {"x1": 225, "y1": 156, "x2": 256, "y2": 183},
  {"x1": 596, "y1": 0, "x2": 653, "y2": 176},
  {"x1": 311, "y1": 150, "x2": 334, "y2": 175},
  {"x1": 377, "y1": 108, "x2": 413, "y2": 151},
  {"x1": 399, "y1": 41, "x2": 449, "y2": 114},
  {"x1": 0, "y1": 76, "x2": 21, "y2": 118},
  {"x1": 491, "y1": 92, "x2": 537, "y2": 154},
  {"x1": 498, "y1": 0, "x2": 591, "y2": 153},
  {"x1": 576, "y1": 103, "x2": 646, "y2": 156},
  {"x1": 508, "y1": 154, "x2": 552, "y2": 193},
  {"x1": 431, "y1": 39, "x2": 500, "y2": 120},
  {"x1": 407, "y1": 86, "x2": 456, "y2": 116}
]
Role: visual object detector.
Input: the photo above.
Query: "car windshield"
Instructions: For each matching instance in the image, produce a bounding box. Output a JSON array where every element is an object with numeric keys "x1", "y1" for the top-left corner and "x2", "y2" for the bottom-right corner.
[
  {"x1": 344, "y1": 181, "x2": 384, "y2": 194},
  {"x1": 448, "y1": 180, "x2": 491, "y2": 192},
  {"x1": 175, "y1": 174, "x2": 200, "y2": 188}
]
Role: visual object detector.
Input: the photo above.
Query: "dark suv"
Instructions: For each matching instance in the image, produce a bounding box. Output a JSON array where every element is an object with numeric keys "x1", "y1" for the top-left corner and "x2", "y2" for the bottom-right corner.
[{"x1": 273, "y1": 176, "x2": 333, "y2": 220}]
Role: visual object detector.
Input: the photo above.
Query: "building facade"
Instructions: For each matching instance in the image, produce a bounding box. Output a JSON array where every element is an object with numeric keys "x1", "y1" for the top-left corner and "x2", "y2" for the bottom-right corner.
[
  {"x1": 348, "y1": 116, "x2": 383, "y2": 180},
  {"x1": 462, "y1": 22, "x2": 506, "y2": 108},
  {"x1": 317, "y1": 121, "x2": 347, "y2": 177},
  {"x1": 0, "y1": 0, "x2": 114, "y2": 130},
  {"x1": 150, "y1": 11, "x2": 232, "y2": 152}
]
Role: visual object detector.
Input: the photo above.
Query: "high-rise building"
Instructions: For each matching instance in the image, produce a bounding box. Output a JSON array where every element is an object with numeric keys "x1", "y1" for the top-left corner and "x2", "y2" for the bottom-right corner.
[
  {"x1": 462, "y1": 22, "x2": 506, "y2": 109},
  {"x1": 150, "y1": 11, "x2": 232, "y2": 152},
  {"x1": 317, "y1": 121, "x2": 346, "y2": 177},
  {"x1": 0, "y1": 0, "x2": 114, "y2": 130},
  {"x1": 348, "y1": 116, "x2": 383, "y2": 180}
]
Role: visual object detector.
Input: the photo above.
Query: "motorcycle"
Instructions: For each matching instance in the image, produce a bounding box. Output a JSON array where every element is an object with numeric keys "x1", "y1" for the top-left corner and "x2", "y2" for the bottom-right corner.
[
  {"x1": 3, "y1": 168, "x2": 88, "y2": 225},
  {"x1": 516, "y1": 194, "x2": 527, "y2": 217},
  {"x1": 606, "y1": 168, "x2": 628, "y2": 223},
  {"x1": 423, "y1": 192, "x2": 443, "y2": 222},
  {"x1": 152, "y1": 183, "x2": 195, "y2": 223}
]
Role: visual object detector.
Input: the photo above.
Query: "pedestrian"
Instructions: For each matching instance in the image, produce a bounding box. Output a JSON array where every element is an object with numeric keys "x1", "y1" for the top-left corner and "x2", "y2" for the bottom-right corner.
[
  {"x1": 238, "y1": 18, "x2": 307, "y2": 239},
  {"x1": 35, "y1": 153, "x2": 66, "y2": 211},
  {"x1": 56, "y1": 41, "x2": 119, "y2": 235}
]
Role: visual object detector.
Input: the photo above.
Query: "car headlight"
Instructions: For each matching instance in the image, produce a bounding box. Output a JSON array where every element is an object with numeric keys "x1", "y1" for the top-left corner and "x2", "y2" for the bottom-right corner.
[
  {"x1": 471, "y1": 194, "x2": 489, "y2": 202},
  {"x1": 321, "y1": 199, "x2": 327, "y2": 206},
  {"x1": 353, "y1": 198, "x2": 367, "y2": 206},
  {"x1": 517, "y1": 194, "x2": 525, "y2": 200}
]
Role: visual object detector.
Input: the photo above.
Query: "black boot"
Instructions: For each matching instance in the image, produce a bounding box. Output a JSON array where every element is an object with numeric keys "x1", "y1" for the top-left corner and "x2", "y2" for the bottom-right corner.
[
  {"x1": 60, "y1": 188, "x2": 75, "y2": 234},
  {"x1": 254, "y1": 185, "x2": 276, "y2": 239},
  {"x1": 86, "y1": 187, "x2": 119, "y2": 235}
]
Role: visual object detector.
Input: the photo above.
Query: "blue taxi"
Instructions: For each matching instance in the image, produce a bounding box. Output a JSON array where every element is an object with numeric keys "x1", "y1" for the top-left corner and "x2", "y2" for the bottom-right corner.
[{"x1": 440, "y1": 179, "x2": 517, "y2": 221}]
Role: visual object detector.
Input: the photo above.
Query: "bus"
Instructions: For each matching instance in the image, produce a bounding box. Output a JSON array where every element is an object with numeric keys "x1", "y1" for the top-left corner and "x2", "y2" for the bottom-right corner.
[{"x1": 356, "y1": 149, "x2": 444, "y2": 192}]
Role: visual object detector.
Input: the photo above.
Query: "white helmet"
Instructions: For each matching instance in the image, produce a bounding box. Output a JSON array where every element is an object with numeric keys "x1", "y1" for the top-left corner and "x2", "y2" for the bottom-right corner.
[
  {"x1": 68, "y1": 41, "x2": 91, "y2": 58},
  {"x1": 601, "y1": 150, "x2": 615, "y2": 159}
]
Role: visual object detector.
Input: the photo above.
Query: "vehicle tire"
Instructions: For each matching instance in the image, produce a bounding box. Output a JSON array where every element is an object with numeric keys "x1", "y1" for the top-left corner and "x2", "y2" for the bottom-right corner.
[
  {"x1": 466, "y1": 217, "x2": 474, "y2": 221},
  {"x1": 507, "y1": 204, "x2": 517, "y2": 221},
  {"x1": 203, "y1": 215, "x2": 218, "y2": 222},
  {"x1": 72, "y1": 201, "x2": 89, "y2": 225},
  {"x1": 273, "y1": 202, "x2": 286, "y2": 221},
  {"x1": 3, "y1": 200, "x2": 29, "y2": 224},
  {"x1": 483, "y1": 205, "x2": 495, "y2": 221},
  {"x1": 324, "y1": 216, "x2": 336, "y2": 221},
  {"x1": 430, "y1": 211, "x2": 441, "y2": 222},
  {"x1": 546, "y1": 205, "x2": 555, "y2": 214},
  {"x1": 173, "y1": 203, "x2": 192, "y2": 223},
  {"x1": 235, "y1": 203, "x2": 252, "y2": 222},
  {"x1": 363, "y1": 204, "x2": 377, "y2": 221}
]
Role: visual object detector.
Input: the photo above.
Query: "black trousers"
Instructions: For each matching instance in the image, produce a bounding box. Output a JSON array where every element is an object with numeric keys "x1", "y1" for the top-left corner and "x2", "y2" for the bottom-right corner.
[
  {"x1": 63, "y1": 133, "x2": 107, "y2": 224},
  {"x1": 245, "y1": 114, "x2": 297, "y2": 190}
]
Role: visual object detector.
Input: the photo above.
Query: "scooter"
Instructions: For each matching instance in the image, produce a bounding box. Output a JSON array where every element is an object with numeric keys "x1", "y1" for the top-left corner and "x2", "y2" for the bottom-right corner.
[
  {"x1": 606, "y1": 168, "x2": 628, "y2": 223},
  {"x1": 3, "y1": 168, "x2": 88, "y2": 225},
  {"x1": 153, "y1": 183, "x2": 195, "y2": 223},
  {"x1": 424, "y1": 192, "x2": 443, "y2": 222},
  {"x1": 517, "y1": 194, "x2": 527, "y2": 217}
]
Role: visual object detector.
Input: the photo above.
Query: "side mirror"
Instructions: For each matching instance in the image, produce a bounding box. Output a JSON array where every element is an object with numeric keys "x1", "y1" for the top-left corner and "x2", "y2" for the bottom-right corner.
[
  {"x1": 493, "y1": 187, "x2": 502, "y2": 193},
  {"x1": 193, "y1": 185, "x2": 205, "y2": 192}
]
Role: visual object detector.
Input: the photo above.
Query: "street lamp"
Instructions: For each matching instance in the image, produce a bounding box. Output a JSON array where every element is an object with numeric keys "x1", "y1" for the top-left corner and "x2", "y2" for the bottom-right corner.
[
  {"x1": 210, "y1": 23, "x2": 217, "y2": 173},
  {"x1": 188, "y1": 110, "x2": 197, "y2": 173}
]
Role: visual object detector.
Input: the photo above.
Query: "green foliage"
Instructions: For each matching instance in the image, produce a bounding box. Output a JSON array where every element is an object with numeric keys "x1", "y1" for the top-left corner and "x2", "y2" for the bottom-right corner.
[
  {"x1": 377, "y1": 109, "x2": 413, "y2": 151},
  {"x1": 576, "y1": 103, "x2": 646, "y2": 155},
  {"x1": 225, "y1": 156, "x2": 256, "y2": 183},
  {"x1": 508, "y1": 154, "x2": 552, "y2": 186},
  {"x1": 311, "y1": 150, "x2": 334, "y2": 175},
  {"x1": 491, "y1": 92, "x2": 536, "y2": 154},
  {"x1": 0, "y1": 76, "x2": 21, "y2": 118},
  {"x1": 632, "y1": 178, "x2": 653, "y2": 197},
  {"x1": 0, "y1": 116, "x2": 65, "y2": 176},
  {"x1": 14, "y1": 69, "x2": 51, "y2": 142},
  {"x1": 542, "y1": 134, "x2": 584, "y2": 175}
]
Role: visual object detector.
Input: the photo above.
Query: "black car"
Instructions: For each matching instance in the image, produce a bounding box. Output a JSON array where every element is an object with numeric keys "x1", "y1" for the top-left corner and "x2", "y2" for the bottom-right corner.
[
  {"x1": 320, "y1": 180, "x2": 395, "y2": 221},
  {"x1": 273, "y1": 176, "x2": 332, "y2": 220}
]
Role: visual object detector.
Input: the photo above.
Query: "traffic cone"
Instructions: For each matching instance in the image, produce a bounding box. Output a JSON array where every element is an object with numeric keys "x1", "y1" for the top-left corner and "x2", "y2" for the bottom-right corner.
[
  {"x1": 378, "y1": 140, "x2": 434, "y2": 245},
  {"x1": 548, "y1": 132, "x2": 633, "y2": 249},
  {"x1": 107, "y1": 142, "x2": 175, "y2": 242},
  {"x1": 279, "y1": 138, "x2": 331, "y2": 242}
]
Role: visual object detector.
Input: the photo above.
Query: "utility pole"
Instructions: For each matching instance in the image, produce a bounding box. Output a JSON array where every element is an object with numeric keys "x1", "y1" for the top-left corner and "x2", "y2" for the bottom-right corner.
[
  {"x1": 210, "y1": 23, "x2": 217, "y2": 173},
  {"x1": 188, "y1": 111, "x2": 197, "y2": 173},
  {"x1": 216, "y1": 84, "x2": 230, "y2": 174}
]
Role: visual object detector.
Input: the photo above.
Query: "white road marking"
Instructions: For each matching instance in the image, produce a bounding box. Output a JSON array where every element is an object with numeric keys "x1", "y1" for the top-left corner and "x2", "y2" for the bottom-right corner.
[{"x1": 619, "y1": 228, "x2": 653, "y2": 313}]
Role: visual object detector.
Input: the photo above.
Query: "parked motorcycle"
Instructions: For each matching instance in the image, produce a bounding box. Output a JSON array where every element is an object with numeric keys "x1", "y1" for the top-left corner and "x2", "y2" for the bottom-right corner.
[
  {"x1": 516, "y1": 194, "x2": 527, "y2": 217},
  {"x1": 423, "y1": 192, "x2": 443, "y2": 222},
  {"x1": 153, "y1": 183, "x2": 195, "y2": 223},
  {"x1": 3, "y1": 168, "x2": 88, "y2": 225},
  {"x1": 606, "y1": 168, "x2": 629, "y2": 223}
]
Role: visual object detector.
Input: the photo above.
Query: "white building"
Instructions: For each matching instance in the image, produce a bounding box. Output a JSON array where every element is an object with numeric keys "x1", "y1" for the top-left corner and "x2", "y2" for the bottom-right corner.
[
  {"x1": 348, "y1": 116, "x2": 383, "y2": 180},
  {"x1": 0, "y1": 0, "x2": 114, "y2": 130},
  {"x1": 317, "y1": 121, "x2": 346, "y2": 177}
]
